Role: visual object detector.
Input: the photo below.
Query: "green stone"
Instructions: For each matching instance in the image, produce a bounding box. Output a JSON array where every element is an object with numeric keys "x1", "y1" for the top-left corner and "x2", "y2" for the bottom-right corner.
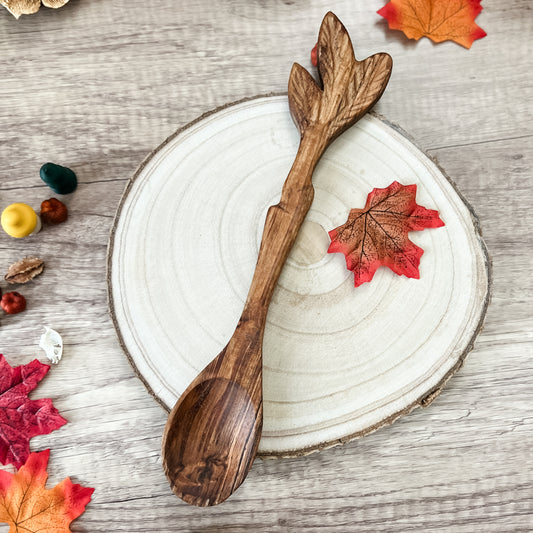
[{"x1": 40, "y1": 162, "x2": 77, "y2": 194}]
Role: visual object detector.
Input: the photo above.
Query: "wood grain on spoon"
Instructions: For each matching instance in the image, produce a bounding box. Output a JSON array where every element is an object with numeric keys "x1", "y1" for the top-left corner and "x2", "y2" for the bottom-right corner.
[{"x1": 161, "y1": 11, "x2": 392, "y2": 507}]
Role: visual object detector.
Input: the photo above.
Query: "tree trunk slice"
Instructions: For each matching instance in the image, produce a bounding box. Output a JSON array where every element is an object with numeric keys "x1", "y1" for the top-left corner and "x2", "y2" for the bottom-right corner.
[{"x1": 107, "y1": 95, "x2": 490, "y2": 458}]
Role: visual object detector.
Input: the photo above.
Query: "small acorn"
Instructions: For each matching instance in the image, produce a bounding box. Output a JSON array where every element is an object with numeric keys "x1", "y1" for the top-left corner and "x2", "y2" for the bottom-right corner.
[
  {"x1": 41, "y1": 198, "x2": 68, "y2": 224},
  {"x1": 40, "y1": 162, "x2": 77, "y2": 194},
  {"x1": 1, "y1": 203, "x2": 41, "y2": 238}
]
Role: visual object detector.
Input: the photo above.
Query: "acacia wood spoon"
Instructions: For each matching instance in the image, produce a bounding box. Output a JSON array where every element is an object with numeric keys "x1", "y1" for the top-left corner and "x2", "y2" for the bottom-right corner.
[{"x1": 162, "y1": 11, "x2": 392, "y2": 507}]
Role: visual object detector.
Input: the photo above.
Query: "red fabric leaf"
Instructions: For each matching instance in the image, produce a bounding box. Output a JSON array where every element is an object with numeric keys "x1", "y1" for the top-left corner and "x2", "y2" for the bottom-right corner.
[
  {"x1": 0, "y1": 449, "x2": 94, "y2": 532},
  {"x1": 311, "y1": 43, "x2": 318, "y2": 66},
  {"x1": 328, "y1": 181, "x2": 444, "y2": 287},
  {"x1": 0, "y1": 354, "x2": 67, "y2": 469},
  {"x1": 377, "y1": 0, "x2": 486, "y2": 49}
]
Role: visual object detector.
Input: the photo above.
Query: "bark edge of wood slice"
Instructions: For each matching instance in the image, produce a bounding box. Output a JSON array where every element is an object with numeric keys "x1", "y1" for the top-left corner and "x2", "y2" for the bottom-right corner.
[{"x1": 107, "y1": 94, "x2": 491, "y2": 458}]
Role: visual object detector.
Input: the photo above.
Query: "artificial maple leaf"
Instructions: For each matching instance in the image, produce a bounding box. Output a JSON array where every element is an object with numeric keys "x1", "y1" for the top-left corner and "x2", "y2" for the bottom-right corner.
[
  {"x1": 0, "y1": 449, "x2": 94, "y2": 532},
  {"x1": 0, "y1": 354, "x2": 67, "y2": 469},
  {"x1": 377, "y1": 0, "x2": 486, "y2": 49},
  {"x1": 328, "y1": 181, "x2": 444, "y2": 287}
]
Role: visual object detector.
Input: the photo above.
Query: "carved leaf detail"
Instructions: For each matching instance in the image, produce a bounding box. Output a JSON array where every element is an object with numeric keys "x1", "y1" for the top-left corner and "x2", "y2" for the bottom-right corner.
[
  {"x1": 288, "y1": 12, "x2": 392, "y2": 141},
  {"x1": 288, "y1": 63, "x2": 322, "y2": 136}
]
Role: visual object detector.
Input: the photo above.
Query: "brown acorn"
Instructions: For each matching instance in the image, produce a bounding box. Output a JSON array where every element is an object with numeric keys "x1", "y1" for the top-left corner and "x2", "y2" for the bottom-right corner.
[{"x1": 40, "y1": 198, "x2": 68, "y2": 224}]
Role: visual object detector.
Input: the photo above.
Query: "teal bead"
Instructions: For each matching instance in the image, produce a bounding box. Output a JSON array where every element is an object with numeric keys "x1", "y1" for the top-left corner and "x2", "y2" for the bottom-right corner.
[{"x1": 40, "y1": 162, "x2": 77, "y2": 194}]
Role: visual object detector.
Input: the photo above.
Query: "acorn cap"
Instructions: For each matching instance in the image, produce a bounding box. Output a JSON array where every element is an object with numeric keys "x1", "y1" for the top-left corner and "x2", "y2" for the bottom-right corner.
[{"x1": 1, "y1": 203, "x2": 38, "y2": 238}]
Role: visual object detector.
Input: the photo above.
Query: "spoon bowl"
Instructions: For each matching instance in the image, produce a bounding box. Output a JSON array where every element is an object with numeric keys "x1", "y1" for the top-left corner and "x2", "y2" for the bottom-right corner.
[{"x1": 162, "y1": 375, "x2": 261, "y2": 506}]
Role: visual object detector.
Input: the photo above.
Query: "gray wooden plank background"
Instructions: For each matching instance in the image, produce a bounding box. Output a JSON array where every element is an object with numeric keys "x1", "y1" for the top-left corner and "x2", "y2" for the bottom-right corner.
[{"x1": 0, "y1": 0, "x2": 531, "y2": 531}]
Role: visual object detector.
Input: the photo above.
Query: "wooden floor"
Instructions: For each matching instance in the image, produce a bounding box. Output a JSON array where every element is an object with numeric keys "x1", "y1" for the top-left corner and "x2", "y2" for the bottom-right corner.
[{"x1": 0, "y1": 1, "x2": 531, "y2": 531}]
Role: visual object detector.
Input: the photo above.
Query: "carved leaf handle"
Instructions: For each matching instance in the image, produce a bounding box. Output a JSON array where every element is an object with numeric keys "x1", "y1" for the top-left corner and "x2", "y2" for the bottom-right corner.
[
  {"x1": 289, "y1": 12, "x2": 393, "y2": 143},
  {"x1": 241, "y1": 12, "x2": 392, "y2": 330}
]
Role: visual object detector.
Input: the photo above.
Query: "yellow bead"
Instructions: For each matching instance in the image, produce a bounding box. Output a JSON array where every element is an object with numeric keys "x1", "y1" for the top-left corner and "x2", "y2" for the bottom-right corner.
[{"x1": 1, "y1": 203, "x2": 38, "y2": 238}]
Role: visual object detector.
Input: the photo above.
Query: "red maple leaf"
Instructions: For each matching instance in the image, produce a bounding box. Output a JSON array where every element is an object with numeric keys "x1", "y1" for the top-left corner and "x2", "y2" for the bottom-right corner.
[
  {"x1": 328, "y1": 181, "x2": 444, "y2": 287},
  {"x1": 378, "y1": 0, "x2": 486, "y2": 49},
  {"x1": 0, "y1": 354, "x2": 67, "y2": 469},
  {"x1": 0, "y1": 449, "x2": 94, "y2": 532}
]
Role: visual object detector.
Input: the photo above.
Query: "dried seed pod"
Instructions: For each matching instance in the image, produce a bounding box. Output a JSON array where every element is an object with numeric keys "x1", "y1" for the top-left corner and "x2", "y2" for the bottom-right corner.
[
  {"x1": 5, "y1": 257, "x2": 45, "y2": 284},
  {"x1": 41, "y1": 198, "x2": 68, "y2": 224}
]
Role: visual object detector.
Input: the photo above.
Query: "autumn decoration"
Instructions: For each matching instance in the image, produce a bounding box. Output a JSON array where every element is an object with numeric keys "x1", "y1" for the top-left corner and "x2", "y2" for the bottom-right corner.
[
  {"x1": 0, "y1": 354, "x2": 66, "y2": 469},
  {"x1": 0, "y1": 291, "x2": 26, "y2": 314},
  {"x1": 310, "y1": 43, "x2": 318, "y2": 67},
  {"x1": 0, "y1": 163, "x2": 80, "y2": 532},
  {"x1": 5, "y1": 257, "x2": 44, "y2": 284},
  {"x1": 41, "y1": 198, "x2": 68, "y2": 224},
  {"x1": 40, "y1": 162, "x2": 78, "y2": 194},
  {"x1": 1, "y1": 203, "x2": 41, "y2": 238},
  {"x1": 378, "y1": 0, "x2": 486, "y2": 48},
  {"x1": 39, "y1": 326, "x2": 64, "y2": 364},
  {"x1": 1, "y1": 0, "x2": 69, "y2": 18},
  {"x1": 0, "y1": 449, "x2": 94, "y2": 532},
  {"x1": 328, "y1": 181, "x2": 444, "y2": 287}
]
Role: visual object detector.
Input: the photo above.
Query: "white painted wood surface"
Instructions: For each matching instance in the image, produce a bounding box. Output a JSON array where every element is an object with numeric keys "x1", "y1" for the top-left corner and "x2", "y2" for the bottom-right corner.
[
  {"x1": 109, "y1": 98, "x2": 489, "y2": 456},
  {"x1": 0, "y1": 1, "x2": 531, "y2": 531}
]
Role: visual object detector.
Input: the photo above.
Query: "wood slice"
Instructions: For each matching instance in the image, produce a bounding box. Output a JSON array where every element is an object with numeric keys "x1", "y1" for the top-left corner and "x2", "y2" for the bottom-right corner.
[{"x1": 107, "y1": 95, "x2": 490, "y2": 457}]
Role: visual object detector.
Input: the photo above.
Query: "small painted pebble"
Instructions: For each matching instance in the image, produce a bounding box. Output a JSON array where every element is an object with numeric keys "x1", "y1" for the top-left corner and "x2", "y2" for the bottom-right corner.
[{"x1": 40, "y1": 162, "x2": 77, "y2": 194}]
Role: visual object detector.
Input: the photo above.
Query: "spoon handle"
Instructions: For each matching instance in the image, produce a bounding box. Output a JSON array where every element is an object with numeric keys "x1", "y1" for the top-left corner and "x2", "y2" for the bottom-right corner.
[
  {"x1": 238, "y1": 6, "x2": 393, "y2": 330},
  {"x1": 240, "y1": 129, "x2": 327, "y2": 328}
]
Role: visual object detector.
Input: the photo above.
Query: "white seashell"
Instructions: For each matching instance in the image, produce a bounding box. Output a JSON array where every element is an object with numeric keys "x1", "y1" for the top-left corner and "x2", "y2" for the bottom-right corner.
[{"x1": 39, "y1": 327, "x2": 63, "y2": 364}]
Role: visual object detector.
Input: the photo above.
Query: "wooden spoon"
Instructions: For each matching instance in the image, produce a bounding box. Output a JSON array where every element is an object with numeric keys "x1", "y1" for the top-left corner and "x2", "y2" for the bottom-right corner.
[{"x1": 162, "y1": 11, "x2": 393, "y2": 507}]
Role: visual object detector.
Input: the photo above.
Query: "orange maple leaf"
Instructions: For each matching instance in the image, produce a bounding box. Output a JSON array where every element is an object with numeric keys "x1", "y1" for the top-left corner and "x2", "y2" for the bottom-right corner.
[
  {"x1": 378, "y1": 0, "x2": 486, "y2": 49},
  {"x1": 0, "y1": 449, "x2": 94, "y2": 532}
]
